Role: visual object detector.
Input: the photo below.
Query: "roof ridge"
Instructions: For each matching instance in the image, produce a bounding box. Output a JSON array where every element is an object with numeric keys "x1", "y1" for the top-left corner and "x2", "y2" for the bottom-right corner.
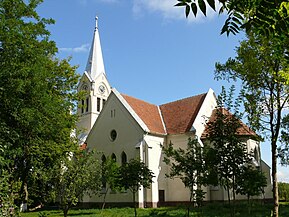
[
  {"x1": 157, "y1": 106, "x2": 167, "y2": 134},
  {"x1": 160, "y1": 92, "x2": 207, "y2": 106}
]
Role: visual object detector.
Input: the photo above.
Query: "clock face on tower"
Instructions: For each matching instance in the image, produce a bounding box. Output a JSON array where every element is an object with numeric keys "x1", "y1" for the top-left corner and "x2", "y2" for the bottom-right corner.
[{"x1": 99, "y1": 85, "x2": 105, "y2": 94}]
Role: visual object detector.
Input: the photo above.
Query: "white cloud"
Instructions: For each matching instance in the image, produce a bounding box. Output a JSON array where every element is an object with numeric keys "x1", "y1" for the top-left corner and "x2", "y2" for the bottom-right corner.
[
  {"x1": 59, "y1": 43, "x2": 90, "y2": 53},
  {"x1": 277, "y1": 169, "x2": 289, "y2": 183},
  {"x1": 132, "y1": 0, "x2": 221, "y2": 22}
]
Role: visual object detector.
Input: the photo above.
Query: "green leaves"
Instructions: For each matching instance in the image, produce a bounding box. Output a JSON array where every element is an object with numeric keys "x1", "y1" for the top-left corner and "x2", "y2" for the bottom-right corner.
[
  {"x1": 162, "y1": 137, "x2": 207, "y2": 207},
  {"x1": 118, "y1": 158, "x2": 154, "y2": 192},
  {"x1": 176, "y1": 0, "x2": 289, "y2": 37},
  {"x1": 175, "y1": 0, "x2": 208, "y2": 17},
  {"x1": 0, "y1": 0, "x2": 80, "y2": 209},
  {"x1": 198, "y1": 0, "x2": 206, "y2": 16},
  {"x1": 51, "y1": 151, "x2": 102, "y2": 216}
]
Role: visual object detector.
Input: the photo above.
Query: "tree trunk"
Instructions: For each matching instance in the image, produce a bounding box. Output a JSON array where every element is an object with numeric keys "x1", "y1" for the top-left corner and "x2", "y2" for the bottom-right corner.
[
  {"x1": 102, "y1": 188, "x2": 109, "y2": 210},
  {"x1": 188, "y1": 191, "x2": 193, "y2": 217},
  {"x1": 20, "y1": 180, "x2": 29, "y2": 212},
  {"x1": 226, "y1": 185, "x2": 233, "y2": 217},
  {"x1": 133, "y1": 191, "x2": 137, "y2": 217},
  {"x1": 63, "y1": 208, "x2": 68, "y2": 217},
  {"x1": 232, "y1": 176, "x2": 236, "y2": 217},
  {"x1": 247, "y1": 195, "x2": 251, "y2": 215},
  {"x1": 272, "y1": 140, "x2": 279, "y2": 217}
]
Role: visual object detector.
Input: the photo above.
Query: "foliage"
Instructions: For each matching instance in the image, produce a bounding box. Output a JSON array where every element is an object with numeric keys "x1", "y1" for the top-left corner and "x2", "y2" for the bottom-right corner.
[
  {"x1": 236, "y1": 165, "x2": 267, "y2": 214},
  {"x1": 278, "y1": 182, "x2": 289, "y2": 202},
  {"x1": 215, "y1": 32, "x2": 289, "y2": 217},
  {"x1": 118, "y1": 158, "x2": 154, "y2": 217},
  {"x1": 205, "y1": 87, "x2": 251, "y2": 208},
  {"x1": 236, "y1": 165, "x2": 267, "y2": 200},
  {"x1": 175, "y1": 0, "x2": 289, "y2": 37},
  {"x1": 162, "y1": 137, "x2": 207, "y2": 216},
  {"x1": 0, "y1": 0, "x2": 80, "y2": 210},
  {"x1": 279, "y1": 115, "x2": 289, "y2": 166},
  {"x1": 50, "y1": 150, "x2": 102, "y2": 217},
  {"x1": 0, "y1": 170, "x2": 21, "y2": 216},
  {"x1": 100, "y1": 157, "x2": 121, "y2": 209}
]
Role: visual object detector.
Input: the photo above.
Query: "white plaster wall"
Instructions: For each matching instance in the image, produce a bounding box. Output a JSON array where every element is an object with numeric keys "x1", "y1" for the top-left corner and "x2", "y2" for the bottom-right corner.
[
  {"x1": 164, "y1": 134, "x2": 196, "y2": 202},
  {"x1": 192, "y1": 89, "x2": 217, "y2": 141},
  {"x1": 261, "y1": 160, "x2": 273, "y2": 199},
  {"x1": 84, "y1": 93, "x2": 145, "y2": 203},
  {"x1": 144, "y1": 134, "x2": 165, "y2": 206}
]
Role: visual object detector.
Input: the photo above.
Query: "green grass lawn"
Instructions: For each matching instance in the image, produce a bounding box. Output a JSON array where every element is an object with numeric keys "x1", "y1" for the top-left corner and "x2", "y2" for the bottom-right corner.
[{"x1": 21, "y1": 202, "x2": 289, "y2": 217}]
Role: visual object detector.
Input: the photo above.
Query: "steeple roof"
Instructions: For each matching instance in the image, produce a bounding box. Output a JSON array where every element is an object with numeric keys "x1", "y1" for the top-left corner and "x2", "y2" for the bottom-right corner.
[{"x1": 85, "y1": 16, "x2": 106, "y2": 81}]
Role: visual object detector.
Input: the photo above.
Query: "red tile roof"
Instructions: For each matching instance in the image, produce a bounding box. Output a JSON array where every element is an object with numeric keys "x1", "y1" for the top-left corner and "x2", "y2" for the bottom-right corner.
[
  {"x1": 121, "y1": 94, "x2": 166, "y2": 135},
  {"x1": 159, "y1": 93, "x2": 207, "y2": 134},
  {"x1": 201, "y1": 108, "x2": 257, "y2": 139},
  {"x1": 121, "y1": 93, "x2": 208, "y2": 135}
]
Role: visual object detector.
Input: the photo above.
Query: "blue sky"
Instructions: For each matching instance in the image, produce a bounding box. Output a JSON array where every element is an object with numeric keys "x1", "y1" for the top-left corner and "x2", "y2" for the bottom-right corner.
[{"x1": 37, "y1": 0, "x2": 288, "y2": 182}]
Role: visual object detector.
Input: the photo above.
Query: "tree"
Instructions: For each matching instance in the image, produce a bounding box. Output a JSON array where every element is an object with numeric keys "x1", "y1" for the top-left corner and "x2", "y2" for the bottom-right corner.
[
  {"x1": 278, "y1": 182, "x2": 289, "y2": 202},
  {"x1": 100, "y1": 157, "x2": 121, "y2": 210},
  {"x1": 215, "y1": 33, "x2": 289, "y2": 217},
  {"x1": 162, "y1": 137, "x2": 207, "y2": 217},
  {"x1": 0, "y1": 171, "x2": 21, "y2": 216},
  {"x1": 50, "y1": 150, "x2": 102, "y2": 217},
  {"x1": 236, "y1": 165, "x2": 267, "y2": 214},
  {"x1": 279, "y1": 115, "x2": 289, "y2": 166},
  {"x1": 118, "y1": 158, "x2": 154, "y2": 217},
  {"x1": 0, "y1": 0, "x2": 79, "y2": 210},
  {"x1": 204, "y1": 87, "x2": 253, "y2": 216},
  {"x1": 175, "y1": 0, "x2": 289, "y2": 37}
]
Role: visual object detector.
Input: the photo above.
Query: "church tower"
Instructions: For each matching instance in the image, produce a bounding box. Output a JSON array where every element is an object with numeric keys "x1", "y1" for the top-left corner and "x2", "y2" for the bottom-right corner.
[{"x1": 77, "y1": 17, "x2": 111, "y2": 143}]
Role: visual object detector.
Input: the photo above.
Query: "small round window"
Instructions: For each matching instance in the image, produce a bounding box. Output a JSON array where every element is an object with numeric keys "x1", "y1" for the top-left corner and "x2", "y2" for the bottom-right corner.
[{"x1": 110, "y1": 130, "x2": 117, "y2": 141}]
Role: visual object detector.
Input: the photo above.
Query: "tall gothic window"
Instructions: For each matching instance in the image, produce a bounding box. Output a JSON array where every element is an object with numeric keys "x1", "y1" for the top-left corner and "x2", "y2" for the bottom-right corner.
[
  {"x1": 111, "y1": 153, "x2": 116, "y2": 162},
  {"x1": 121, "y1": 152, "x2": 127, "y2": 166},
  {"x1": 97, "y1": 97, "x2": 101, "y2": 112},
  {"x1": 86, "y1": 97, "x2": 89, "y2": 112},
  {"x1": 81, "y1": 99, "x2": 84, "y2": 113}
]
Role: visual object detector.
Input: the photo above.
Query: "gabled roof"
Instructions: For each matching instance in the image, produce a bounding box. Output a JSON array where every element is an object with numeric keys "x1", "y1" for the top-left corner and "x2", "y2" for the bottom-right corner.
[
  {"x1": 121, "y1": 94, "x2": 166, "y2": 135},
  {"x1": 159, "y1": 93, "x2": 207, "y2": 134},
  {"x1": 116, "y1": 90, "x2": 211, "y2": 136},
  {"x1": 201, "y1": 108, "x2": 257, "y2": 139}
]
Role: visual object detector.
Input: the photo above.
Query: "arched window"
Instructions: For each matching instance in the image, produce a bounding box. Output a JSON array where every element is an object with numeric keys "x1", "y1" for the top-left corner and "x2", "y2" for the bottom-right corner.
[
  {"x1": 254, "y1": 147, "x2": 259, "y2": 162},
  {"x1": 121, "y1": 152, "x2": 127, "y2": 166},
  {"x1": 111, "y1": 153, "x2": 116, "y2": 162},
  {"x1": 101, "y1": 155, "x2": 106, "y2": 189}
]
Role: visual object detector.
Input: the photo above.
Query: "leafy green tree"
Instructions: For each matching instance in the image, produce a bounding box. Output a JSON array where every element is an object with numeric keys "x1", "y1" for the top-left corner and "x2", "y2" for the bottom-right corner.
[
  {"x1": 278, "y1": 182, "x2": 289, "y2": 202},
  {"x1": 279, "y1": 115, "x2": 289, "y2": 166},
  {"x1": 0, "y1": 171, "x2": 21, "y2": 216},
  {"x1": 162, "y1": 137, "x2": 207, "y2": 217},
  {"x1": 215, "y1": 33, "x2": 289, "y2": 217},
  {"x1": 205, "y1": 87, "x2": 251, "y2": 216},
  {"x1": 236, "y1": 165, "x2": 267, "y2": 214},
  {"x1": 0, "y1": 0, "x2": 79, "y2": 210},
  {"x1": 118, "y1": 158, "x2": 154, "y2": 217},
  {"x1": 100, "y1": 157, "x2": 121, "y2": 210},
  {"x1": 175, "y1": 0, "x2": 289, "y2": 37},
  {"x1": 50, "y1": 150, "x2": 102, "y2": 217}
]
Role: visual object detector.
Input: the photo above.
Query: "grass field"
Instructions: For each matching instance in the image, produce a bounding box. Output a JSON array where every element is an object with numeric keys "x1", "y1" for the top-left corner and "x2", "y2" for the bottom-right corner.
[{"x1": 21, "y1": 202, "x2": 289, "y2": 217}]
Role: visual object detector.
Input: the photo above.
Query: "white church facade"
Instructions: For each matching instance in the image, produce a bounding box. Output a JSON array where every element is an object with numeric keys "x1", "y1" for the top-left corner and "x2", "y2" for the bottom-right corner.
[{"x1": 77, "y1": 17, "x2": 272, "y2": 207}]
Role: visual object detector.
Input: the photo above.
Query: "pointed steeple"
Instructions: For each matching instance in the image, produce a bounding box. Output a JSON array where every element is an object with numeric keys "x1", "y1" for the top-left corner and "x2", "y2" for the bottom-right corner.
[{"x1": 85, "y1": 16, "x2": 106, "y2": 80}]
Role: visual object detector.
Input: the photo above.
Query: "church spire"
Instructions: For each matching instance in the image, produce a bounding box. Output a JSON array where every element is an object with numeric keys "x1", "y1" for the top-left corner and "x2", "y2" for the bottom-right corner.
[{"x1": 85, "y1": 16, "x2": 106, "y2": 80}]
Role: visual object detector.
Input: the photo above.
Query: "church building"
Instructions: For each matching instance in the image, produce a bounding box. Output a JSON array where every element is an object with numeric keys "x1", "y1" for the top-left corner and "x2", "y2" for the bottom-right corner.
[{"x1": 77, "y1": 17, "x2": 272, "y2": 207}]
